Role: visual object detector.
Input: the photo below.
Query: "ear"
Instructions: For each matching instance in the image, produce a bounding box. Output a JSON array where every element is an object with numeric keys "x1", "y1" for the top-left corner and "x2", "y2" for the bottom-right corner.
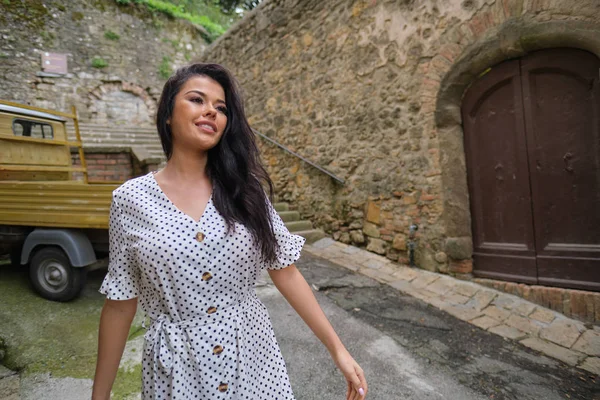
[{"x1": 166, "y1": 119, "x2": 171, "y2": 125}]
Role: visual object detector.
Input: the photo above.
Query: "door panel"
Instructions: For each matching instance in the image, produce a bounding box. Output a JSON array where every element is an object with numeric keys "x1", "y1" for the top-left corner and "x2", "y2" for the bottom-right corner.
[
  {"x1": 521, "y1": 49, "x2": 600, "y2": 291},
  {"x1": 462, "y1": 60, "x2": 538, "y2": 283}
]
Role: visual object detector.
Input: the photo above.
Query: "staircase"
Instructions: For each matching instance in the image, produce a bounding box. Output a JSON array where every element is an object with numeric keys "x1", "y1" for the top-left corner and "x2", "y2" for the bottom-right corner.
[
  {"x1": 66, "y1": 122, "x2": 166, "y2": 166},
  {"x1": 273, "y1": 202, "x2": 325, "y2": 244}
]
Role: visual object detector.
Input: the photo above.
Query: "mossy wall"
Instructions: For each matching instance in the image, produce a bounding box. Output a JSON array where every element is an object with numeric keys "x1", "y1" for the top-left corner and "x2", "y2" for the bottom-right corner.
[{"x1": 0, "y1": 0, "x2": 207, "y2": 124}]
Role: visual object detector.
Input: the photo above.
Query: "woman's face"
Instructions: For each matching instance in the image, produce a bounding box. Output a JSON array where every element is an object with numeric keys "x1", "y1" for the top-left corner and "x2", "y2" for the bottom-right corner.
[{"x1": 168, "y1": 75, "x2": 228, "y2": 152}]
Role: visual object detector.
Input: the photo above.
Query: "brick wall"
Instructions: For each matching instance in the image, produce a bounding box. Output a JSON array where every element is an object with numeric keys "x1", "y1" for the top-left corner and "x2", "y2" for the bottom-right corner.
[{"x1": 71, "y1": 151, "x2": 133, "y2": 182}]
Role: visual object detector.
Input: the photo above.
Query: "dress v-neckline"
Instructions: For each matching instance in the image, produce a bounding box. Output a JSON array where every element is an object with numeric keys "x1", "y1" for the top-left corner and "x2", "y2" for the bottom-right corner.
[{"x1": 149, "y1": 171, "x2": 212, "y2": 224}]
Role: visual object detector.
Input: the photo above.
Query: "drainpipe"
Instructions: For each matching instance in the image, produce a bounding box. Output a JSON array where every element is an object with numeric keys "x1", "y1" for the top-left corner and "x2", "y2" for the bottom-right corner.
[{"x1": 408, "y1": 224, "x2": 419, "y2": 267}]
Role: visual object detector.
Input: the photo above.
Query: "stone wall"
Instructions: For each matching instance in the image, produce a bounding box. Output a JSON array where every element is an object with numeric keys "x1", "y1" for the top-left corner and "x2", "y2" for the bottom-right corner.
[
  {"x1": 0, "y1": 0, "x2": 207, "y2": 125},
  {"x1": 202, "y1": 0, "x2": 600, "y2": 275}
]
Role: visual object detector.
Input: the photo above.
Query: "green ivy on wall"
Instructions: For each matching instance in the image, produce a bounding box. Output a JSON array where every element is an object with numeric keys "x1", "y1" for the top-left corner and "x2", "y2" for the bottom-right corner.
[
  {"x1": 91, "y1": 57, "x2": 109, "y2": 69},
  {"x1": 113, "y1": 0, "x2": 227, "y2": 42},
  {"x1": 158, "y1": 56, "x2": 172, "y2": 79}
]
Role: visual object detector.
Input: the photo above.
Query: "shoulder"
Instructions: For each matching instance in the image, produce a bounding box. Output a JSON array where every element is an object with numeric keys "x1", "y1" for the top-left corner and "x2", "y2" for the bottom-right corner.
[{"x1": 112, "y1": 172, "x2": 153, "y2": 203}]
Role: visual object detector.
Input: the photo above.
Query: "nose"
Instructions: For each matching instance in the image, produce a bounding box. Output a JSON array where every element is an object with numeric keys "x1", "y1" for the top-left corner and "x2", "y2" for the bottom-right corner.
[{"x1": 202, "y1": 103, "x2": 217, "y2": 118}]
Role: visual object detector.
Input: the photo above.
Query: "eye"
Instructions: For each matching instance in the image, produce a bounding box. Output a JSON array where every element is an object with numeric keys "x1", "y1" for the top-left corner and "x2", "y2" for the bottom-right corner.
[
  {"x1": 217, "y1": 106, "x2": 228, "y2": 114},
  {"x1": 190, "y1": 97, "x2": 203, "y2": 104}
]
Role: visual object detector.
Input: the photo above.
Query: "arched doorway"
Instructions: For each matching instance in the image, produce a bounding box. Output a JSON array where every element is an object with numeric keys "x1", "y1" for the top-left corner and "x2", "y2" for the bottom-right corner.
[{"x1": 461, "y1": 48, "x2": 600, "y2": 291}]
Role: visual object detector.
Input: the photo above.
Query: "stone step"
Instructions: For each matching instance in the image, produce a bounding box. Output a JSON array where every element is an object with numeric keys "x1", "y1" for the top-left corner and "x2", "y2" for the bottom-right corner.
[
  {"x1": 285, "y1": 220, "x2": 314, "y2": 232},
  {"x1": 67, "y1": 125, "x2": 156, "y2": 133},
  {"x1": 80, "y1": 138, "x2": 161, "y2": 145},
  {"x1": 278, "y1": 210, "x2": 300, "y2": 222},
  {"x1": 68, "y1": 133, "x2": 158, "y2": 140},
  {"x1": 274, "y1": 203, "x2": 289, "y2": 212},
  {"x1": 293, "y1": 229, "x2": 326, "y2": 244}
]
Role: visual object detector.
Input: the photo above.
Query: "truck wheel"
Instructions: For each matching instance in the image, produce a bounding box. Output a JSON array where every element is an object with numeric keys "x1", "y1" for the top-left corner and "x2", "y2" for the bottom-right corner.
[{"x1": 29, "y1": 247, "x2": 87, "y2": 302}]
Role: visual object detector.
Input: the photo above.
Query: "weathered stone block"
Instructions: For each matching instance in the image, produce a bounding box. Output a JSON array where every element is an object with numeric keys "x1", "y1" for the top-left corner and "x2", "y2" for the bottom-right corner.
[
  {"x1": 426, "y1": 276, "x2": 455, "y2": 296},
  {"x1": 483, "y1": 305, "x2": 511, "y2": 322},
  {"x1": 443, "y1": 305, "x2": 483, "y2": 322},
  {"x1": 390, "y1": 266, "x2": 419, "y2": 282},
  {"x1": 505, "y1": 314, "x2": 541, "y2": 336},
  {"x1": 434, "y1": 252, "x2": 448, "y2": 263},
  {"x1": 489, "y1": 325, "x2": 527, "y2": 340},
  {"x1": 512, "y1": 301, "x2": 537, "y2": 317},
  {"x1": 452, "y1": 282, "x2": 479, "y2": 298},
  {"x1": 441, "y1": 292, "x2": 471, "y2": 305},
  {"x1": 411, "y1": 274, "x2": 440, "y2": 289},
  {"x1": 363, "y1": 222, "x2": 380, "y2": 238},
  {"x1": 467, "y1": 290, "x2": 497, "y2": 311},
  {"x1": 349, "y1": 230, "x2": 365, "y2": 244},
  {"x1": 519, "y1": 338, "x2": 584, "y2": 366},
  {"x1": 366, "y1": 201, "x2": 381, "y2": 224},
  {"x1": 471, "y1": 316, "x2": 502, "y2": 330},
  {"x1": 539, "y1": 318, "x2": 585, "y2": 348},
  {"x1": 392, "y1": 234, "x2": 407, "y2": 250},
  {"x1": 571, "y1": 330, "x2": 600, "y2": 357},
  {"x1": 359, "y1": 267, "x2": 394, "y2": 284},
  {"x1": 578, "y1": 357, "x2": 600, "y2": 375},
  {"x1": 444, "y1": 237, "x2": 473, "y2": 260},
  {"x1": 366, "y1": 238, "x2": 387, "y2": 255},
  {"x1": 529, "y1": 308, "x2": 556, "y2": 324}
]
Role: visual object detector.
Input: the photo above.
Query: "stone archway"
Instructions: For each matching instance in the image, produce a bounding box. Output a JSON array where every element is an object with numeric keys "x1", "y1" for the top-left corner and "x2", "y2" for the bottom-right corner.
[
  {"x1": 423, "y1": 15, "x2": 600, "y2": 273},
  {"x1": 87, "y1": 81, "x2": 157, "y2": 126}
]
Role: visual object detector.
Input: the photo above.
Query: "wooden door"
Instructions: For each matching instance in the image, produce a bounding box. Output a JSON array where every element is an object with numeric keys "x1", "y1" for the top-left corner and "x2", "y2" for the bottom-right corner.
[
  {"x1": 462, "y1": 60, "x2": 538, "y2": 284},
  {"x1": 462, "y1": 48, "x2": 600, "y2": 291},
  {"x1": 521, "y1": 49, "x2": 600, "y2": 291}
]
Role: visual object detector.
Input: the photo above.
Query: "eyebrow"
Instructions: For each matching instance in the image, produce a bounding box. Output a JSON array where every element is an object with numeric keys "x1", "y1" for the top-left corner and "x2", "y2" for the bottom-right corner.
[{"x1": 185, "y1": 90, "x2": 226, "y2": 105}]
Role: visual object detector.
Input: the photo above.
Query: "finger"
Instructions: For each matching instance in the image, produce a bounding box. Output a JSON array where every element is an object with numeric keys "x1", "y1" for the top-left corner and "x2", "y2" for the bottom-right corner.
[
  {"x1": 349, "y1": 371, "x2": 364, "y2": 399},
  {"x1": 357, "y1": 369, "x2": 367, "y2": 396},
  {"x1": 346, "y1": 380, "x2": 351, "y2": 400}
]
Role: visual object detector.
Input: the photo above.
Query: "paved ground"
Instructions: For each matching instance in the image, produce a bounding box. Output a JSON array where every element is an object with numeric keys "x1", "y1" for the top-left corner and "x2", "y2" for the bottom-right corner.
[
  {"x1": 306, "y1": 238, "x2": 600, "y2": 378},
  {"x1": 0, "y1": 248, "x2": 599, "y2": 399},
  {"x1": 295, "y1": 252, "x2": 599, "y2": 400}
]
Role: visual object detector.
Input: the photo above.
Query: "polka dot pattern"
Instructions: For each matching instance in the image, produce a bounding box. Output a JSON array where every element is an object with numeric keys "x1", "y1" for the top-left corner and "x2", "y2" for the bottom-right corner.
[{"x1": 99, "y1": 172, "x2": 306, "y2": 399}]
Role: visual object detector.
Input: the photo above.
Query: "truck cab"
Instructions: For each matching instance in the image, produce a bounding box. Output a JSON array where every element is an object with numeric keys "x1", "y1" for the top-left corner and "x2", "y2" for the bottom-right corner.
[{"x1": 0, "y1": 100, "x2": 120, "y2": 301}]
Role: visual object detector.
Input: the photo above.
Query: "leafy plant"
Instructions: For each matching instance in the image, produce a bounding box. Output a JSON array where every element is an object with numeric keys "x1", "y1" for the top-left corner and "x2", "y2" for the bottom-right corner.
[
  {"x1": 113, "y1": 0, "x2": 228, "y2": 42},
  {"x1": 91, "y1": 57, "x2": 108, "y2": 69},
  {"x1": 158, "y1": 56, "x2": 172, "y2": 79},
  {"x1": 104, "y1": 30, "x2": 121, "y2": 41}
]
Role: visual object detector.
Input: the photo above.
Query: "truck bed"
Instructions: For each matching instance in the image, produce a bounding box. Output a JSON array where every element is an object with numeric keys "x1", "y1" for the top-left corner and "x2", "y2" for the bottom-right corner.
[{"x1": 0, "y1": 181, "x2": 119, "y2": 229}]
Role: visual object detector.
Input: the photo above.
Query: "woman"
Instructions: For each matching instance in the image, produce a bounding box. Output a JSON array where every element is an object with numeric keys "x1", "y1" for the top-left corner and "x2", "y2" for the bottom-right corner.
[{"x1": 92, "y1": 63, "x2": 367, "y2": 400}]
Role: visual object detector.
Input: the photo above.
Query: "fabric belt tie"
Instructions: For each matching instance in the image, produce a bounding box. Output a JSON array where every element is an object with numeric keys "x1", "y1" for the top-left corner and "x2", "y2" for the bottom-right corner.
[{"x1": 144, "y1": 295, "x2": 256, "y2": 374}]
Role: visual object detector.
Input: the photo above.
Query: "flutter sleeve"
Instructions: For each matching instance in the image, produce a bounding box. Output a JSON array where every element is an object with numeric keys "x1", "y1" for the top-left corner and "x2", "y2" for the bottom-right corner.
[
  {"x1": 99, "y1": 192, "x2": 140, "y2": 300},
  {"x1": 264, "y1": 198, "x2": 306, "y2": 271}
]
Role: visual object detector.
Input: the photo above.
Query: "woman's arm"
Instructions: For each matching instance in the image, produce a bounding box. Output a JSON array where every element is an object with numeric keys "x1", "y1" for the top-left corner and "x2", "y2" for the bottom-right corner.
[
  {"x1": 92, "y1": 298, "x2": 138, "y2": 400},
  {"x1": 268, "y1": 265, "x2": 367, "y2": 400}
]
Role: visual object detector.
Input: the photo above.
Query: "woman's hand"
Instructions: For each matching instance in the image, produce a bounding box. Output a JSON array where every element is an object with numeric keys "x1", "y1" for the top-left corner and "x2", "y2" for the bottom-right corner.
[{"x1": 333, "y1": 348, "x2": 367, "y2": 400}]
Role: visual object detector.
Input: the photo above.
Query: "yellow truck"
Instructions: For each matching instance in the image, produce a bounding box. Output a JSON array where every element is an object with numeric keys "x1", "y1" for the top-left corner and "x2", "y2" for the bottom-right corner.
[{"x1": 0, "y1": 100, "x2": 121, "y2": 301}]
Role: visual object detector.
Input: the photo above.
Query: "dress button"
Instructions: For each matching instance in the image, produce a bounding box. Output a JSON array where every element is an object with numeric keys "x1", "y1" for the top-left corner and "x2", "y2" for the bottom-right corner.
[
  {"x1": 207, "y1": 306, "x2": 217, "y2": 314},
  {"x1": 195, "y1": 232, "x2": 205, "y2": 242},
  {"x1": 218, "y1": 383, "x2": 228, "y2": 392},
  {"x1": 213, "y1": 345, "x2": 224, "y2": 355},
  {"x1": 202, "y1": 272, "x2": 213, "y2": 281}
]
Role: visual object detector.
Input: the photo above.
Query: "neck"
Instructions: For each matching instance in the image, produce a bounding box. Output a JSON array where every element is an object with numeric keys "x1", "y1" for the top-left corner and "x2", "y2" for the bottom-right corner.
[{"x1": 162, "y1": 146, "x2": 210, "y2": 183}]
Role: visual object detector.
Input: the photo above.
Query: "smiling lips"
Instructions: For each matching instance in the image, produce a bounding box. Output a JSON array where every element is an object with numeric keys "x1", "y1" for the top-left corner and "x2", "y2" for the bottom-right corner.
[{"x1": 195, "y1": 120, "x2": 217, "y2": 133}]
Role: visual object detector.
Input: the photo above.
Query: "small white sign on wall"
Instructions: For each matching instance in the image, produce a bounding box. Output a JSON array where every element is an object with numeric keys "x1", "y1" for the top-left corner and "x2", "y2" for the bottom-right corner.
[{"x1": 41, "y1": 52, "x2": 68, "y2": 75}]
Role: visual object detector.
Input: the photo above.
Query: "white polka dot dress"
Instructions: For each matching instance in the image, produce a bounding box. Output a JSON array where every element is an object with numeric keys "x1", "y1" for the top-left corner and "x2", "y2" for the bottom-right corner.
[{"x1": 99, "y1": 172, "x2": 306, "y2": 399}]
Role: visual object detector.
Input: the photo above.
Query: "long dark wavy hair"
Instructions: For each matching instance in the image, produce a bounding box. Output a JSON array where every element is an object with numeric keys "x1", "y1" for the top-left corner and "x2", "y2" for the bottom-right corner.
[{"x1": 156, "y1": 63, "x2": 278, "y2": 265}]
